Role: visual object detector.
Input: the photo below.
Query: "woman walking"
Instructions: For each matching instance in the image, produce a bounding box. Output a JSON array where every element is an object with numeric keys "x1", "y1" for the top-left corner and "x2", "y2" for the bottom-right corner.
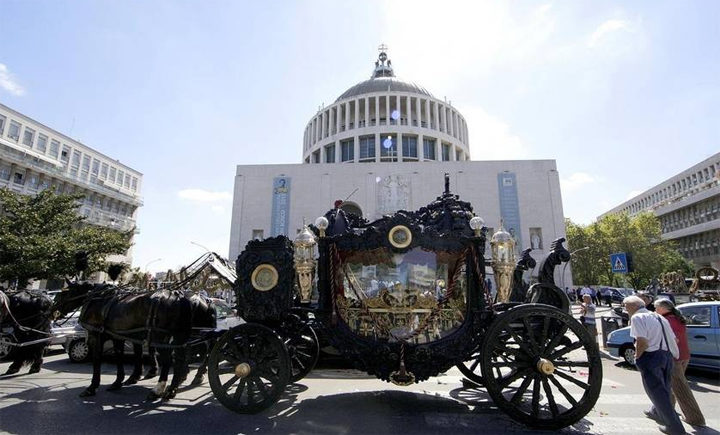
[
  {"x1": 580, "y1": 294, "x2": 597, "y2": 339},
  {"x1": 654, "y1": 299, "x2": 706, "y2": 427}
]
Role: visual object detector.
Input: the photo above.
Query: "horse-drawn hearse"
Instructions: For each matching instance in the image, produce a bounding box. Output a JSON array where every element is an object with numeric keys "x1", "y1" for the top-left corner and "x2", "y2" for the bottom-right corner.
[{"x1": 206, "y1": 176, "x2": 602, "y2": 430}]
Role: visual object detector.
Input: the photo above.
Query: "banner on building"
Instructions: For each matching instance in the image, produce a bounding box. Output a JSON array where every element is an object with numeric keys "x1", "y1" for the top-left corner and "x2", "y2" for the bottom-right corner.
[{"x1": 271, "y1": 177, "x2": 291, "y2": 237}]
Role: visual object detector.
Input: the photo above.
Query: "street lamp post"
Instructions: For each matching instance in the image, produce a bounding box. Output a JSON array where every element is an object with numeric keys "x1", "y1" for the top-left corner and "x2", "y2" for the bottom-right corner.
[
  {"x1": 190, "y1": 241, "x2": 211, "y2": 253},
  {"x1": 144, "y1": 258, "x2": 162, "y2": 271},
  {"x1": 562, "y1": 246, "x2": 590, "y2": 290}
]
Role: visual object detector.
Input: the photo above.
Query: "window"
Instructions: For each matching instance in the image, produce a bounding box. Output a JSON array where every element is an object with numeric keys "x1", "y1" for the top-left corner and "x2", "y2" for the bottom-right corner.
[
  {"x1": 341, "y1": 139, "x2": 354, "y2": 162},
  {"x1": 22, "y1": 128, "x2": 35, "y2": 147},
  {"x1": 39, "y1": 180, "x2": 49, "y2": 191},
  {"x1": 71, "y1": 150, "x2": 81, "y2": 167},
  {"x1": 117, "y1": 170, "x2": 124, "y2": 186},
  {"x1": 679, "y1": 306, "x2": 711, "y2": 327},
  {"x1": 91, "y1": 159, "x2": 100, "y2": 175},
  {"x1": 252, "y1": 229, "x2": 264, "y2": 240},
  {"x1": 124, "y1": 174, "x2": 131, "y2": 188},
  {"x1": 100, "y1": 163, "x2": 108, "y2": 179},
  {"x1": 423, "y1": 138, "x2": 436, "y2": 160},
  {"x1": 82, "y1": 155, "x2": 91, "y2": 171},
  {"x1": 109, "y1": 167, "x2": 116, "y2": 182},
  {"x1": 13, "y1": 172, "x2": 24, "y2": 185},
  {"x1": 324, "y1": 143, "x2": 336, "y2": 163},
  {"x1": 0, "y1": 165, "x2": 10, "y2": 181},
  {"x1": 8, "y1": 121, "x2": 20, "y2": 141},
  {"x1": 441, "y1": 143, "x2": 451, "y2": 161},
  {"x1": 456, "y1": 149, "x2": 463, "y2": 161},
  {"x1": 28, "y1": 174, "x2": 39, "y2": 189},
  {"x1": 312, "y1": 150, "x2": 320, "y2": 163},
  {"x1": 36, "y1": 134, "x2": 48, "y2": 153},
  {"x1": 359, "y1": 136, "x2": 376, "y2": 162},
  {"x1": 402, "y1": 136, "x2": 418, "y2": 159},
  {"x1": 131, "y1": 177, "x2": 138, "y2": 192},
  {"x1": 380, "y1": 134, "x2": 397, "y2": 161},
  {"x1": 0, "y1": 114, "x2": 5, "y2": 135},
  {"x1": 60, "y1": 145, "x2": 69, "y2": 162}
]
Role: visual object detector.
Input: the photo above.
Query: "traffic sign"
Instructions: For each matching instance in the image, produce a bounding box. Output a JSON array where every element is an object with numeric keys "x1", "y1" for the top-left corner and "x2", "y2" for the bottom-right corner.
[{"x1": 610, "y1": 253, "x2": 628, "y2": 274}]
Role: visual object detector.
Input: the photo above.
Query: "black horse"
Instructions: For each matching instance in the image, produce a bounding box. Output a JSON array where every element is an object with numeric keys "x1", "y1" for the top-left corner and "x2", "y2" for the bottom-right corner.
[
  {"x1": 1, "y1": 290, "x2": 54, "y2": 375},
  {"x1": 54, "y1": 283, "x2": 216, "y2": 399}
]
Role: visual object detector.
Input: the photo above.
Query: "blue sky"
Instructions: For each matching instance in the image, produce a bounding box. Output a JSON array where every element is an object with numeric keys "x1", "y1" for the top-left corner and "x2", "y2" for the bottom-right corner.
[{"x1": 1, "y1": 1, "x2": 718, "y2": 273}]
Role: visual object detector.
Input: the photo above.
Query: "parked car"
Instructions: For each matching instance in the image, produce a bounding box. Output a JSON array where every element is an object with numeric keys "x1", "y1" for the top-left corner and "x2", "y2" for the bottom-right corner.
[
  {"x1": 606, "y1": 301, "x2": 720, "y2": 369},
  {"x1": 65, "y1": 297, "x2": 244, "y2": 363},
  {"x1": 49, "y1": 312, "x2": 84, "y2": 346}
]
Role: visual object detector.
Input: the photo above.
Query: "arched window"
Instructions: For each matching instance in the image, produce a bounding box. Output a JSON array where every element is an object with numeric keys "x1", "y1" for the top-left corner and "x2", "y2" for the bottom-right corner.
[{"x1": 340, "y1": 201, "x2": 363, "y2": 217}]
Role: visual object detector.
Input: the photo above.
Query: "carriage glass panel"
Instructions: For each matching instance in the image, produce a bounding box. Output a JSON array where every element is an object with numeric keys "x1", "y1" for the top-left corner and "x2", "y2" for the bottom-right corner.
[{"x1": 335, "y1": 247, "x2": 467, "y2": 344}]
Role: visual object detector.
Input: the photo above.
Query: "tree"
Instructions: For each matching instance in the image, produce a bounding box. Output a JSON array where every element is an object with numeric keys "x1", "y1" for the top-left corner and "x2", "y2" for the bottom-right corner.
[
  {"x1": 0, "y1": 188, "x2": 133, "y2": 288},
  {"x1": 565, "y1": 212, "x2": 693, "y2": 289}
]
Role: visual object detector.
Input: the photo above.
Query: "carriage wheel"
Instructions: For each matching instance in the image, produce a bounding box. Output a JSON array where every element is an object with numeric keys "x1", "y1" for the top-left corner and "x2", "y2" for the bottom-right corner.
[
  {"x1": 456, "y1": 348, "x2": 484, "y2": 385},
  {"x1": 279, "y1": 314, "x2": 320, "y2": 382},
  {"x1": 208, "y1": 323, "x2": 291, "y2": 414},
  {"x1": 480, "y1": 304, "x2": 602, "y2": 430}
]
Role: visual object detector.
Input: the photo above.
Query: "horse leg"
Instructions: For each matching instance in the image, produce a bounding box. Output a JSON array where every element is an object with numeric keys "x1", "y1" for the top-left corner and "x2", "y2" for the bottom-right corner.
[
  {"x1": 147, "y1": 347, "x2": 171, "y2": 401},
  {"x1": 4, "y1": 350, "x2": 24, "y2": 375},
  {"x1": 80, "y1": 333, "x2": 104, "y2": 397},
  {"x1": 124, "y1": 343, "x2": 143, "y2": 385},
  {"x1": 164, "y1": 346, "x2": 188, "y2": 400},
  {"x1": 107, "y1": 339, "x2": 125, "y2": 391},
  {"x1": 28, "y1": 342, "x2": 46, "y2": 374},
  {"x1": 143, "y1": 346, "x2": 158, "y2": 379},
  {"x1": 190, "y1": 342, "x2": 211, "y2": 386}
]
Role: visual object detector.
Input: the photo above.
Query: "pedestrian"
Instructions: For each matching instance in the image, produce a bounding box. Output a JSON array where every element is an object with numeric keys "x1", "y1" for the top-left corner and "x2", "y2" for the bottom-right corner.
[
  {"x1": 638, "y1": 292, "x2": 655, "y2": 312},
  {"x1": 623, "y1": 295, "x2": 685, "y2": 435},
  {"x1": 654, "y1": 299, "x2": 706, "y2": 427},
  {"x1": 579, "y1": 294, "x2": 597, "y2": 338}
]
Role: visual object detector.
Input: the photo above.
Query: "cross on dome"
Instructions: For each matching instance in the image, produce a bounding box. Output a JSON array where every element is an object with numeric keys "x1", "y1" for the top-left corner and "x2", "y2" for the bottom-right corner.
[{"x1": 373, "y1": 43, "x2": 395, "y2": 79}]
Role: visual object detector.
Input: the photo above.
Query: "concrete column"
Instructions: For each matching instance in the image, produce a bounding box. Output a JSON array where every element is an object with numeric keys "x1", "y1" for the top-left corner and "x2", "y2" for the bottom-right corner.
[
  {"x1": 434, "y1": 102, "x2": 440, "y2": 132},
  {"x1": 398, "y1": 132, "x2": 403, "y2": 162},
  {"x1": 437, "y1": 140, "x2": 442, "y2": 161},
  {"x1": 354, "y1": 135, "x2": 360, "y2": 163},
  {"x1": 335, "y1": 140, "x2": 340, "y2": 163},
  {"x1": 375, "y1": 97, "x2": 380, "y2": 126},
  {"x1": 415, "y1": 97, "x2": 421, "y2": 127},
  {"x1": 343, "y1": 101, "x2": 350, "y2": 131},
  {"x1": 375, "y1": 132, "x2": 381, "y2": 162},
  {"x1": 418, "y1": 134, "x2": 424, "y2": 160},
  {"x1": 385, "y1": 95, "x2": 390, "y2": 126},
  {"x1": 336, "y1": 105, "x2": 341, "y2": 135},
  {"x1": 365, "y1": 97, "x2": 370, "y2": 127},
  {"x1": 355, "y1": 99, "x2": 360, "y2": 130}
]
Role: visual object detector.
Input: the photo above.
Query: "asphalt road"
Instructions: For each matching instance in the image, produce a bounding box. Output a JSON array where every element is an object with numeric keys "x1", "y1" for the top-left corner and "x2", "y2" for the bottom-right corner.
[{"x1": 0, "y1": 339, "x2": 718, "y2": 435}]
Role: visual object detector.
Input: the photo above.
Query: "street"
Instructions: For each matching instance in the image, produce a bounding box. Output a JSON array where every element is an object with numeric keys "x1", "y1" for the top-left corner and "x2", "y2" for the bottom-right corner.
[{"x1": 1, "y1": 312, "x2": 718, "y2": 435}]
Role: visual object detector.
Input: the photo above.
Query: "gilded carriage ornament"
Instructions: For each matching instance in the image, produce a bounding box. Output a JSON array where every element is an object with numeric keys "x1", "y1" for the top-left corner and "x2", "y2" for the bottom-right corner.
[
  {"x1": 251, "y1": 264, "x2": 279, "y2": 291},
  {"x1": 388, "y1": 225, "x2": 412, "y2": 248},
  {"x1": 293, "y1": 225, "x2": 317, "y2": 302},
  {"x1": 490, "y1": 221, "x2": 517, "y2": 303}
]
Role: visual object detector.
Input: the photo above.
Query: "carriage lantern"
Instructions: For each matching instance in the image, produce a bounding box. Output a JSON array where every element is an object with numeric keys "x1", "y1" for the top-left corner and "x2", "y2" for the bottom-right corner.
[
  {"x1": 293, "y1": 224, "x2": 317, "y2": 303},
  {"x1": 314, "y1": 216, "x2": 329, "y2": 238},
  {"x1": 490, "y1": 222, "x2": 516, "y2": 303}
]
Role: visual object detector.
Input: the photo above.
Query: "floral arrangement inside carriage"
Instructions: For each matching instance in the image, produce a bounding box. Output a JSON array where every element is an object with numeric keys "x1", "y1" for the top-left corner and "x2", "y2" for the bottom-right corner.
[{"x1": 212, "y1": 175, "x2": 603, "y2": 430}]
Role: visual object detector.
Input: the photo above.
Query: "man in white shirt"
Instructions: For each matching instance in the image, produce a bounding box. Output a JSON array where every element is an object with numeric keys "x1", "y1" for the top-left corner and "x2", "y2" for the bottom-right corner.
[{"x1": 623, "y1": 295, "x2": 685, "y2": 435}]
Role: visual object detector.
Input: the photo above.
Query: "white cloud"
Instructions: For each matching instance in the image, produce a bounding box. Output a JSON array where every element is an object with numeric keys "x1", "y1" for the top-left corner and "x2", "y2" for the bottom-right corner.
[
  {"x1": 464, "y1": 106, "x2": 528, "y2": 160},
  {"x1": 177, "y1": 189, "x2": 231, "y2": 202},
  {"x1": 588, "y1": 19, "x2": 631, "y2": 48},
  {"x1": 560, "y1": 172, "x2": 597, "y2": 193},
  {"x1": 0, "y1": 63, "x2": 25, "y2": 96}
]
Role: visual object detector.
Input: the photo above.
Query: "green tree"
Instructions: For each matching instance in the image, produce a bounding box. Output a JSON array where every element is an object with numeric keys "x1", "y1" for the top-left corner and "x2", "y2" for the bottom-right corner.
[
  {"x1": 0, "y1": 188, "x2": 133, "y2": 288},
  {"x1": 565, "y1": 212, "x2": 693, "y2": 289}
]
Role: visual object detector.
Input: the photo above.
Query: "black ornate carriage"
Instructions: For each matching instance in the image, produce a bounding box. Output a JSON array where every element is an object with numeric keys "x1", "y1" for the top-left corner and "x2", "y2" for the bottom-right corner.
[{"x1": 207, "y1": 178, "x2": 602, "y2": 429}]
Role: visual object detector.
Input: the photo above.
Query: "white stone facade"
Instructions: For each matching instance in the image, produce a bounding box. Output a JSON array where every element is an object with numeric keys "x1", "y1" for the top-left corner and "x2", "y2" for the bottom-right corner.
[
  {"x1": 0, "y1": 103, "x2": 143, "y2": 282},
  {"x1": 600, "y1": 152, "x2": 720, "y2": 269}
]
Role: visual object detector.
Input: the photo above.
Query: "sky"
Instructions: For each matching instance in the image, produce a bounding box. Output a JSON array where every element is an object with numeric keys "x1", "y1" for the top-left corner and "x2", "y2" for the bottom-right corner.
[{"x1": 0, "y1": 1, "x2": 718, "y2": 274}]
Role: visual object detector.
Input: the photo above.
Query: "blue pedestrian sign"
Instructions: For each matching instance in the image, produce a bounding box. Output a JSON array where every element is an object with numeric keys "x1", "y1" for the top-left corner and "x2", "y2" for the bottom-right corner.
[{"x1": 610, "y1": 253, "x2": 628, "y2": 274}]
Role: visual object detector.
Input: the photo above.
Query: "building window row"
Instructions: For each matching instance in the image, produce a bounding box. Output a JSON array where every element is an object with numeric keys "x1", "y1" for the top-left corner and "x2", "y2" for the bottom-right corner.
[
  {"x1": 622, "y1": 159, "x2": 719, "y2": 214},
  {"x1": 0, "y1": 111, "x2": 141, "y2": 193},
  {"x1": 675, "y1": 230, "x2": 720, "y2": 260},
  {"x1": 660, "y1": 196, "x2": 720, "y2": 234},
  {"x1": 307, "y1": 134, "x2": 463, "y2": 164},
  {"x1": 303, "y1": 95, "x2": 469, "y2": 151}
]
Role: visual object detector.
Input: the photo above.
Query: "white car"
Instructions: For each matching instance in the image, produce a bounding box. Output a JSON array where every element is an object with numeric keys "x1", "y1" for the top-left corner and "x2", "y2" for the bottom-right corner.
[{"x1": 65, "y1": 298, "x2": 244, "y2": 362}]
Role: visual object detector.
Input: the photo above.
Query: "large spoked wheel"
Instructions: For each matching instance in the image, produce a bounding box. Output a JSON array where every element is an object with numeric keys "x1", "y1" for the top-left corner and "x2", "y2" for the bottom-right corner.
[
  {"x1": 481, "y1": 304, "x2": 602, "y2": 430},
  {"x1": 278, "y1": 314, "x2": 319, "y2": 382},
  {"x1": 208, "y1": 323, "x2": 291, "y2": 414},
  {"x1": 456, "y1": 348, "x2": 484, "y2": 385}
]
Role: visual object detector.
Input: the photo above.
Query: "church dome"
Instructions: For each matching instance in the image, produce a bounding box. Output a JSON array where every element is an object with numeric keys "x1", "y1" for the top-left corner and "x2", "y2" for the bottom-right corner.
[
  {"x1": 302, "y1": 45, "x2": 470, "y2": 165},
  {"x1": 336, "y1": 77, "x2": 433, "y2": 102}
]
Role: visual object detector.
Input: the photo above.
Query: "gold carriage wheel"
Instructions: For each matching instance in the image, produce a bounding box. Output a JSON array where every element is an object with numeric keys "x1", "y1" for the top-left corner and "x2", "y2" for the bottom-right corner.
[
  {"x1": 251, "y1": 264, "x2": 279, "y2": 291},
  {"x1": 388, "y1": 225, "x2": 412, "y2": 249}
]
